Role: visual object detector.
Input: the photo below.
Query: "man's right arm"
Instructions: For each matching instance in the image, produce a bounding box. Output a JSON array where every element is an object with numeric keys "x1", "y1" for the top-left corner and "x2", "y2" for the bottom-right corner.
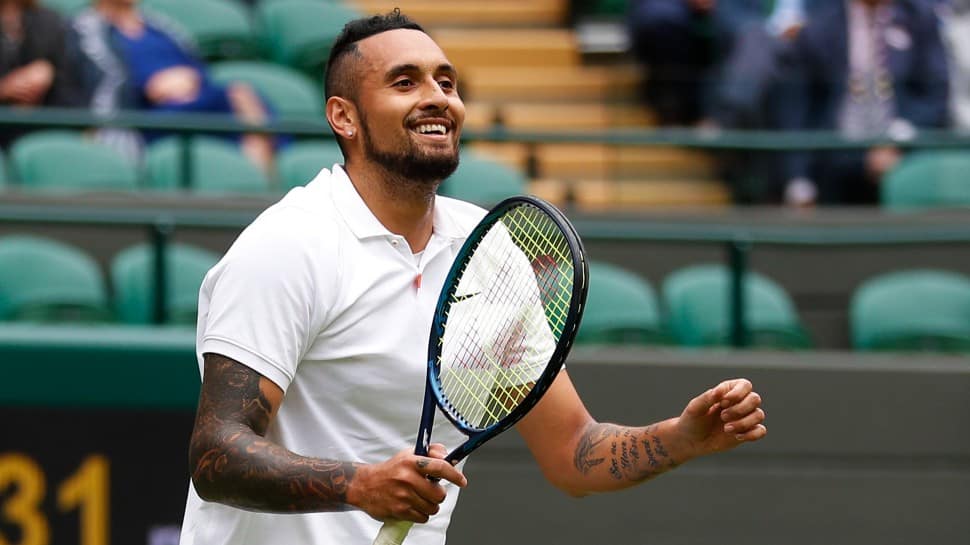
[{"x1": 188, "y1": 353, "x2": 466, "y2": 521}]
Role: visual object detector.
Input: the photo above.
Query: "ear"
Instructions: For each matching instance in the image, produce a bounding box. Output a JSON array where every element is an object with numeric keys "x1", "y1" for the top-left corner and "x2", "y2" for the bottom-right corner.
[{"x1": 326, "y1": 96, "x2": 358, "y2": 140}]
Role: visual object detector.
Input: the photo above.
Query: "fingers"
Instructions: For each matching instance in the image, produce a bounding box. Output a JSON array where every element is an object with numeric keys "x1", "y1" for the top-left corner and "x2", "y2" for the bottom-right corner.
[
  {"x1": 356, "y1": 448, "x2": 469, "y2": 524},
  {"x1": 414, "y1": 454, "x2": 467, "y2": 488},
  {"x1": 713, "y1": 379, "x2": 766, "y2": 440},
  {"x1": 712, "y1": 378, "x2": 753, "y2": 406},
  {"x1": 426, "y1": 443, "x2": 448, "y2": 460}
]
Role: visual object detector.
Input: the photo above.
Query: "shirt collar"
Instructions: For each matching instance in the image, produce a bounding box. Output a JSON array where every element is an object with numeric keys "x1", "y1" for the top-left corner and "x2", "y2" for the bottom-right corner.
[{"x1": 328, "y1": 164, "x2": 466, "y2": 243}]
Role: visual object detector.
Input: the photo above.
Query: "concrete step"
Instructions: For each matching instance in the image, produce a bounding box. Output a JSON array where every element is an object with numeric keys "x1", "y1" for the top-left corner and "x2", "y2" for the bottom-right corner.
[
  {"x1": 348, "y1": 0, "x2": 568, "y2": 26},
  {"x1": 460, "y1": 64, "x2": 642, "y2": 102},
  {"x1": 431, "y1": 28, "x2": 579, "y2": 68}
]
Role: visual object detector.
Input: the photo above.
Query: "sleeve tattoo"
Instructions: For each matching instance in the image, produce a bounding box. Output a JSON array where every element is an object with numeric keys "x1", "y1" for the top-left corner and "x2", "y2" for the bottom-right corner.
[
  {"x1": 189, "y1": 354, "x2": 359, "y2": 512},
  {"x1": 573, "y1": 423, "x2": 677, "y2": 483}
]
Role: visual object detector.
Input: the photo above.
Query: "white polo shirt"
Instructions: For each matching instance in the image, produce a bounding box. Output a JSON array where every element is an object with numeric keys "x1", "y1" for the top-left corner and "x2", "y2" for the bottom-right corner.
[{"x1": 179, "y1": 165, "x2": 486, "y2": 545}]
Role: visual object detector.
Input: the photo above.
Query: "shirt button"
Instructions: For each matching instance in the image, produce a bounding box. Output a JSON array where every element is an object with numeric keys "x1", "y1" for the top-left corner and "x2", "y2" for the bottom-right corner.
[{"x1": 391, "y1": 239, "x2": 399, "y2": 246}]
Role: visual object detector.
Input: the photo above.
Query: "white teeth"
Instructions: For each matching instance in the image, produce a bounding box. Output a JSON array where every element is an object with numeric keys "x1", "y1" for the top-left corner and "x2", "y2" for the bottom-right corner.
[{"x1": 416, "y1": 124, "x2": 447, "y2": 135}]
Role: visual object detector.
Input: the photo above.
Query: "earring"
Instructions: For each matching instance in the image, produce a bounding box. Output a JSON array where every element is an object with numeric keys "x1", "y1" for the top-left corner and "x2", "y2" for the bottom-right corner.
[{"x1": 347, "y1": 129, "x2": 354, "y2": 137}]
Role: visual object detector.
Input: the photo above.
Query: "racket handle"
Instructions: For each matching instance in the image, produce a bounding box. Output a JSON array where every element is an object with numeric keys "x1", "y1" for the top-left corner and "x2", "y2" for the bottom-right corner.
[{"x1": 372, "y1": 520, "x2": 415, "y2": 545}]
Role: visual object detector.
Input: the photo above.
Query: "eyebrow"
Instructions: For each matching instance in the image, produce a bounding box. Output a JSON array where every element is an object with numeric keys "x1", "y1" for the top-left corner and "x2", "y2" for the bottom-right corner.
[{"x1": 385, "y1": 63, "x2": 458, "y2": 82}]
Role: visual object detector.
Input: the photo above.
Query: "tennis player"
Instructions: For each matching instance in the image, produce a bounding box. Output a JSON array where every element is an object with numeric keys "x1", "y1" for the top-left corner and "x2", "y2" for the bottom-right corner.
[{"x1": 178, "y1": 10, "x2": 767, "y2": 545}]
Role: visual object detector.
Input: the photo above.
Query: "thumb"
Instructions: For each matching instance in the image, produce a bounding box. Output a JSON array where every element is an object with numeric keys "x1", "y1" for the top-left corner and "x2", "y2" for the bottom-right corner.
[{"x1": 683, "y1": 387, "x2": 721, "y2": 419}]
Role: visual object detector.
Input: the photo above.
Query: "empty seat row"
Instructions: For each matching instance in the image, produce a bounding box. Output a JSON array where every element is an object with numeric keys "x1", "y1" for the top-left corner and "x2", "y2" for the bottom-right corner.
[
  {"x1": 579, "y1": 261, "x2": 970, "y2": 353},
  {"x1": 0, "y1": 235, "x2": 218, "y2": 325},
  {"x1": 3, "y1": 234, "x2": 965, "y2": 351},
  {"x1": 580, "y1": 262, "x2": 811, "y2": 349}
]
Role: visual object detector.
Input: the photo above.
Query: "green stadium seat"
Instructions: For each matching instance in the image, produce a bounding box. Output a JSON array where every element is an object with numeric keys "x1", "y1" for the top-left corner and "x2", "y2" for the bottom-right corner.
[
  {"x1": 144, "y1": 135, "x2": 271, "y2": 194},
  {"x1": 144, "y1": 0, "x2": 258, "y2": 61},
  {"x1": 661, "y1": 264, "x2": 811, "y2": 349},
  {"x1": 0, "y1": 235, "x2": 112, "y2": 322},
  {"x1": 254, "y1": 0, "x2": 362, "y2": 77},
  {"x1": 276, "y1": 139, "x2": 344, "y2": 190},
  {"x1": 850, "y1": 269, "x2": 970, "y2": 352},
  {"x1": 438, "y1": 150, "x2": 528, "y2": 207},
  {"x1": 41, "y1": 0, "x2": 88, "y2": 18},
  {"x1": 882, "y1": 150, "x2": 970, "y2": 211},
  {"x1": 111, "y1": 242, "x2": 220, "y2": 325},
  {"x1": 210, "y1": 60, "x2": 324, "y2": 118},
  {"x1": 576, "y1": 260, "x2": 666, "y2": 345},
  {"x1": 9, "y1": 131, "x2": 139, "y2": 192}
]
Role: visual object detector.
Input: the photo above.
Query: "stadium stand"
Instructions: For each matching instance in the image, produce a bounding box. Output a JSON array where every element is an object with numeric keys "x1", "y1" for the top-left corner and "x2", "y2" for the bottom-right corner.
[
  {"x1": 42, "y1": 0, "x2": 87, "y2": 18},
  {"x1": 387, "y1": 2, "x2": 729, "y2": 210},
  {"x1": 111, "y1": 242, "x2": 219, "y2": 325},
  {"x1": 850, "y1": 269, "x2": 970, "y2": 352},
  {"x1": 661, "y1": 263, "x2": 812, "y2": 349},
  {"x1": 276, "y1": 139, "x2": 344, "y2": 190},
  {"x1": 255, "y1": 0, "x2": 363, "y2": 77},
  {"x1": 144, "y1": 135, "x2": 272, "y2": 194},
  {"x1": 881, "y1": 150, "x2": 970, "y2": 211},
  {"x1": 9, "y1": 131, "x2": 140, "y2": 192},
  {"x1": 438, "y1": 149, "x2": 528, "y2": 207},
  {"x1": 0, "y1": 234, "x2": 112, "y2": 322},
  {"x1": 209, "y1": 60, "x2": 324, "y2": 117},
  {"x1": 143, "y1": 0, "x2": 258, "y2": 61},
  {"x1": 576, "y1": 260, "x2": 666, "y2": 345}
]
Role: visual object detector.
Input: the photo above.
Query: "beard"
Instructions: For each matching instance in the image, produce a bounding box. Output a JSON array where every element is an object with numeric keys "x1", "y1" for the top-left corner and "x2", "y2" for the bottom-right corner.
[{"x1": 360, "y1": 121, "x2": 460, "y2": 187}]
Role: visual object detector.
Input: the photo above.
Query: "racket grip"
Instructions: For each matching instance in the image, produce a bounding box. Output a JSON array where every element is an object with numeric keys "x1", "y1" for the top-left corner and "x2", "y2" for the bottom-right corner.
[{"x1": 372, "y1": 520, "x2": 415, "y2": 545}]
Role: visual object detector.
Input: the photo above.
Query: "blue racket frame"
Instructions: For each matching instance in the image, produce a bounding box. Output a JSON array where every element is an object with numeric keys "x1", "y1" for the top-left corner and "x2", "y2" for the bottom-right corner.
[{"x1": 413, "y1": 196, "x2": 588, "y2": 463}]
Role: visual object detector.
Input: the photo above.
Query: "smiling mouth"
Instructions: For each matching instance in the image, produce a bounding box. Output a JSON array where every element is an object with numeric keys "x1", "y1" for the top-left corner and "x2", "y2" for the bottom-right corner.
[{"x1": 413, "y1": 123, "x2": 449, "y2": 136}]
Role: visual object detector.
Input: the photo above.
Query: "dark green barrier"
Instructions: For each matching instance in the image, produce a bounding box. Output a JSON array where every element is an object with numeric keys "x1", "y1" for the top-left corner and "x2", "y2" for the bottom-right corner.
[{"x1": 0, "y1": 323, "x2": 199, "y2": 408}]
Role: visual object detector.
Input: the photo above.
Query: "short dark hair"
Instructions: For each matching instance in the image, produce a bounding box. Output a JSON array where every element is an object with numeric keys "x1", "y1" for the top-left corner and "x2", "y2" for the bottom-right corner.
[{"x1": 324, "y1": 9, "x2": 425, "y2": 102}]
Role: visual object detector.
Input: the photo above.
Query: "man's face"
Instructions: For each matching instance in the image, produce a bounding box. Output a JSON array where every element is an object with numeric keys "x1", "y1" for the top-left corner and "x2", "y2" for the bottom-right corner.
[{"x1": 352, "y1": 29, "x2": 465, "y2": 184}]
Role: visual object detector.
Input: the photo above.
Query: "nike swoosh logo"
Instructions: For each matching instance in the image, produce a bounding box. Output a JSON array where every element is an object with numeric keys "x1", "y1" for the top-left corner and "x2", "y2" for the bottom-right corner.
[{"x1": 453, "y1": 291, "x2": 481, "y2": 302}]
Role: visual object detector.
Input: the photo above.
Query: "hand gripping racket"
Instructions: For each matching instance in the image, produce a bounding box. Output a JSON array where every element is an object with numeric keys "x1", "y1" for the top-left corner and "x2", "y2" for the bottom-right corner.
[{"x1": 372, "y1": 196, "x2": 588, "y2": 545}]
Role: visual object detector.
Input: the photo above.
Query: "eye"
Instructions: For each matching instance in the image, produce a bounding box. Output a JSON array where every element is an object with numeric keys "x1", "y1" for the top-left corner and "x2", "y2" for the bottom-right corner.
[
  {"x1": 438, "y1": 79, "x2": 455, "y2": 91},
  {"x1": 393, "y1": 78, "x2": 415, "y2": 89}
]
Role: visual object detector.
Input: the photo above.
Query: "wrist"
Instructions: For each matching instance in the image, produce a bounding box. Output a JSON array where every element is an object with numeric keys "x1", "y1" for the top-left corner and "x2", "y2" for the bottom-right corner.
[
  {"x1": 655, "y1": 417, "x2": 705, "y2": 465},
  {"x1": 343, "y1": 462, "x2": 370, "y2": 511}
]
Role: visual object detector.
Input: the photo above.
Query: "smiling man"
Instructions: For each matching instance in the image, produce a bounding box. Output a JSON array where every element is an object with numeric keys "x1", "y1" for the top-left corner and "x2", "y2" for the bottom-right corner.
[{"x1": 178, "y1": 10, "x2": 767, "y2": 545}]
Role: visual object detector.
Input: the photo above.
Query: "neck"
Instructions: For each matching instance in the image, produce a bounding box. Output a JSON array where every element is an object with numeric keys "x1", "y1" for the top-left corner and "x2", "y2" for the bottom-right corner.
[{"x1": 344, "y1": 160, "x2": 438, "y2": 253}]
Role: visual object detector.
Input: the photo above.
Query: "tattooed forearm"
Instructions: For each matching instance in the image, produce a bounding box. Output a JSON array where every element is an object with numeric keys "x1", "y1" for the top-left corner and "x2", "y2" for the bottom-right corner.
[
  {"x1": 189, "y1": 354, "x2": 359, "y2": 513},
  {"x1": 573, "y1": 423, "x2": 678, "y2": 484},
  {"x1": 573, "y1": 422, "x2": 608, "y2": 474}
]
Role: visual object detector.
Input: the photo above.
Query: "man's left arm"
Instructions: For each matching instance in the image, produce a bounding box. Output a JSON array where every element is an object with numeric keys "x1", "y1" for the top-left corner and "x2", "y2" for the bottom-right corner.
[{"x1": 515, "y1": 371, "x2": 766, "y2": 497}]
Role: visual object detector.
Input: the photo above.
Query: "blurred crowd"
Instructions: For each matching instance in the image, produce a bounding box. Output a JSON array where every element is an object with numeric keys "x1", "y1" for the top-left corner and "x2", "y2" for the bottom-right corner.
[
  {"x1": 0, "y1": 0, "x2": 274, "y2": 170},
  {"x1": 628, "y1": 0, "x2": 970, "y2": 206},
  {"x1": 2, "y1": 0, "x2": 969, "y2": 208}
]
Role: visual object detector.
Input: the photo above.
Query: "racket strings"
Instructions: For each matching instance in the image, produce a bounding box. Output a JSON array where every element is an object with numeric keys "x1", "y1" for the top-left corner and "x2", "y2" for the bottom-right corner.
[
  {"x1": 440, "y1": 242, "x2": 540, "y2": 426},
  {"x1": 502, "y1": 208, "x2": 575, "y2": 337},
  {"x1": 437, "y1": 204, "x2": 575, "y2": 430}
]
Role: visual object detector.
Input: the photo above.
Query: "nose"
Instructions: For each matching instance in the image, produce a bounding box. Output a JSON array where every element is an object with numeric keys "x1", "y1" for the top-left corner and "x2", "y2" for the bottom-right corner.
[{"x1": 419, "y1": 77, "x2": 449, "y2": 111}]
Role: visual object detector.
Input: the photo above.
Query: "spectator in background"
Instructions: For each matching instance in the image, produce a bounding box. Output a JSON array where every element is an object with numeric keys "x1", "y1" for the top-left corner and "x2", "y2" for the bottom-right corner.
[
  {"x1": 0, "y1": 0, "x2": 82, "y2": 147},
  {"x1": 713, "y1": 0, "x2": 811, "y2": 129},
  {"x1": 939, "y1": 0, "x2": 970, "y2": 130},
  {"x1": 777, "y1": 0, "x2": 950, "y2": 206},
  {"x1": 67, "y1": 0, "x2": 274, "y2": 170},
  {"x1": 707, "y1": 0, "x2": 814, "y2": 203},
  {"x1": 627, "y1": 0, "x2": 763, "y2": 126}
]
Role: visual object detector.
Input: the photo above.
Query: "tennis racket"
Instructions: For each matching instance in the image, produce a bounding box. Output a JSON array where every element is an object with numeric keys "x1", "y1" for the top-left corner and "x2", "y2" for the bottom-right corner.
[{"x1": 372, "y1": 195, "x2": 588, "y2": 545}]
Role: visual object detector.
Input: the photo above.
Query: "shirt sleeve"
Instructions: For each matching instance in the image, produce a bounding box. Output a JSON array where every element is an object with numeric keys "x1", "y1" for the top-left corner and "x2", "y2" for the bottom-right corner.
[{"x1": 199, "y1": 211, "x2": 328, "y2": 391}]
